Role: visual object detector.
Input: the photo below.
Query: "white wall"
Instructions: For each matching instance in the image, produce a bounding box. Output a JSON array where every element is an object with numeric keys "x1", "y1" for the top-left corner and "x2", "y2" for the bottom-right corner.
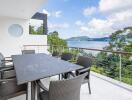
[{"x1": 0, "y1": 17, "x2": 47, "y2": 56}]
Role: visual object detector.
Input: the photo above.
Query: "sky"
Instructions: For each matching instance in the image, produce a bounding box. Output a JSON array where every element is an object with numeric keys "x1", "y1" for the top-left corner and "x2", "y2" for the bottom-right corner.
[{"x1": 39, "y1": 0, "x2": 132, "y2": 39}]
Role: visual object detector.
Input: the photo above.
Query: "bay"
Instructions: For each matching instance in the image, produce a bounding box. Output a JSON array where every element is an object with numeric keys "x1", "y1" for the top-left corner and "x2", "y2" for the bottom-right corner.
[{"x1": 67, "y1": 41, "x2": 109, "y2": 49}]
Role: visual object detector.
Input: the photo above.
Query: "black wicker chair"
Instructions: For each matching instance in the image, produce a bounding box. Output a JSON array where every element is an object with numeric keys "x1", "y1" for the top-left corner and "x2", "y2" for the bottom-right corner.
[
  {"x1": 76, "y1": 56, "x2": 93, "y2": 94},
  {"x1": 61, "y1": 53, "x2": 74, "y2": 61},
  {"x1": 61, "y1": 53, "x2": 75, "y2": 79},
  {"x1": 0, "y1": 53, "x2": 13, "y2": 68},
  {"x1": 0, "y1": 53, "x2": 15, "y2": 79},
  {"x1": 0, "y1": 51, "x2": 32, "y2": 100},
  {"x1": 0, "y1": 59, "x2": 27, "y2": 100},
  {"x1": 36, "y1": 73, "x2": 87, "y2": 100},
  {"x1": 52, "y1": 51, "x2": 60, "y2": 57},
  {"x1": 22, "y1": 50, "x2": 35, "y2": 54},
  {"x1": 0, "y1": 77, "x2": 27, "y2": 100}
]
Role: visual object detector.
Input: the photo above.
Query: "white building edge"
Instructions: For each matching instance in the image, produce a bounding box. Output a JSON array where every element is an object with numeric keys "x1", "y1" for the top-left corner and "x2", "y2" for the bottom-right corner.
[{"x1": 0, "y1": 0, "x2": 47, "y2": 56}]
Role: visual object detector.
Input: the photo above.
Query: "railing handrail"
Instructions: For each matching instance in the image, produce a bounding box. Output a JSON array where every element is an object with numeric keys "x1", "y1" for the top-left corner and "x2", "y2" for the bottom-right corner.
[{"x1": 23, "y1": 45, "x2": 132, "y2": 55}]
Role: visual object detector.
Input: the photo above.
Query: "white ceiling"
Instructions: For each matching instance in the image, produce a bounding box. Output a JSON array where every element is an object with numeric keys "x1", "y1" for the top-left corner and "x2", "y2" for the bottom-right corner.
[{"x1": 0, "y1": 0, "x2": 47, "y2": 19}]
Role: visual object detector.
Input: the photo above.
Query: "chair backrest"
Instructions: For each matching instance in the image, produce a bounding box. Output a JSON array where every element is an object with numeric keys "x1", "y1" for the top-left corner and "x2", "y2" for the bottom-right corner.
[
  {"x1": 2, "y1": 70, "x2": 16, "y2": 79},
  {"x1": 49, "y1": 73, "x2": 87, "y2": 100},
  {"x1": 77, "y1": 56, "x2": 93, "y2": 68},
  {"x1": 22, "y1": 50, "x2": 35, "y2": 54},
  {"x1": 0, "y1": 53, "x2": 15, "y2": 79},
  {"x1": 0, "y1": 53, "x2": 27, "y2": 99},
  {"x1": 52, "y1": 51, "x2": 59, "y2": 57},
  {"x1": 61, "y1": 53, "x2": 74, "y2": 61}
]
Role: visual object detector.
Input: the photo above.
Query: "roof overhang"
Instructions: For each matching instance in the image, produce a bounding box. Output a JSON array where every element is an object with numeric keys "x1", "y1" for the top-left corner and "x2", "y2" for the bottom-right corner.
[{"x1": 0, "y1": 0, "x2": 47, "y2": 19}]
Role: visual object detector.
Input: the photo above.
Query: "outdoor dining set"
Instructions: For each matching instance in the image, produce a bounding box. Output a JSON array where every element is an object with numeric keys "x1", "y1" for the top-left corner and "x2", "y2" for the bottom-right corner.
[{"x1": 0, "y1": 50, "x2": 93, "y2": 100}]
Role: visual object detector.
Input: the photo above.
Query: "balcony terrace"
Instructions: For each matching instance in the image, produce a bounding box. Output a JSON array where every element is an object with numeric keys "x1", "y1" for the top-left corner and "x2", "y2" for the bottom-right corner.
[
  {"x1": 0, "y1": 1, "x2": 132, "y2": 99},
  {"x1": 9, "y1": 71, "x2": 132, "y2": 100},
  {"x1": 8, "y1": 45, "x2": 131, "y2": 100},
  {"x1": 0, "y1": 44, "x2": 131, "y2": 100}
]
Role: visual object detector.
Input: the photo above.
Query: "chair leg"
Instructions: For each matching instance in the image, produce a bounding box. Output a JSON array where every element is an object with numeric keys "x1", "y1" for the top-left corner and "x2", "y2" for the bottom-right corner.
[
  {"x1": 61, "y1": 73, "x2": 68, "y2": 79},
  {"x1": 64, "y1": 73, "x2": 69, "y2": 79},
  {"x1": 88, "y1": 79, "x2": 91, "y2": 94},
  {"x1": 26, "y1": 91, "x2": 28, "y2": 100}
]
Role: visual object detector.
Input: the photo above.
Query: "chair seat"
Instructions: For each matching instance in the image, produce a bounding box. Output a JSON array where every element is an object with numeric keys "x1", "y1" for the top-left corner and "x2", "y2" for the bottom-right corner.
[
  {"x1": 40, "y1": 91, "x2": 49, "y2": 100},
  {"x1": 1, "y1": 69, "x2": 16, "y2": 79},
  {"x1": 5, "y1": 64, "x2": 14, "y2": 67},
  {"x1": 0, "y1": 66, "x2": 14, "y2": 71},
  {"x1": 0, "y1": 79, "x2": 27, "y2": 99},
  {"x1": 76, "y1": 67, "x2": 90, "y2": 74}
]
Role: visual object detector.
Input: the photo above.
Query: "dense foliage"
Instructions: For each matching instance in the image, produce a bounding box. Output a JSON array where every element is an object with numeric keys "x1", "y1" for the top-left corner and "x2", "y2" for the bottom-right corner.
[
  {"x1": 29, "y1": 24, "x2": 44, "y2": 35},
  {"x1": 47, "y1": 31, "x2": 79, "y2": 62},
  {"x1": 106, "y1": 27, "x2": 132, "y2": 51},
  {"x1": 92, "y1": 27, "x2": 132, "y2": 84},
  {"x1": 48, "y1": 31, "x2": 67, "y2": 47}
]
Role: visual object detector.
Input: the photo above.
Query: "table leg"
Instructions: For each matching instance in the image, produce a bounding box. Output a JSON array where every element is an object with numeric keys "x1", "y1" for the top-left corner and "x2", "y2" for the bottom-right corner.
[
  {"x1": 37, "y1": 82, "x2": 40, "y2": 100},
  {"x1": 26, "y1": 83, "x2": 29, "y2": 100},
  {"x1": 31, "y1": 82, "x2": 35, "y2": 100},
  {"x1": 31, "y1": 81, "x2": 40, "y2": 100}
]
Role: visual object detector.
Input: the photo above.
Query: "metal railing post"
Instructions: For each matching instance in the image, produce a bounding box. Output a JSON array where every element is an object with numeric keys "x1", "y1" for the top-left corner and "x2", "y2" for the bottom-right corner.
[
  {"x1": 62, "y1": 46, "x2": 64, "y2": 53},
  {"x1": 37, "y1": 46, "x2": 39, "y2": 53},
  {"x1": 119, "y1": 54, "x2": 122, "y2": 82},
  {"x1": 23, "y1": 46, "x2": 26, "y2": 50},
  {"x1": 51, "y1": 45, "x2": 53, "y2": 54},
  {"x1": 77, "y1": 48, "x2": 80, "y2": 57}
]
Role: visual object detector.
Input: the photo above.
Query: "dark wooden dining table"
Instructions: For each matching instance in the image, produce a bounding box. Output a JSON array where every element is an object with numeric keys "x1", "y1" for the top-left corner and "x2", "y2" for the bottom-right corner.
[{"x1": 12, "y1": 53, "x2": 83, "y2": 100}]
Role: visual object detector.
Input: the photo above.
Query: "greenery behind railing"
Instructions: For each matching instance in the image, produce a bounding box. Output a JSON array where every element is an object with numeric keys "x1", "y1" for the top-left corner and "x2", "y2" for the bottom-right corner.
[{"x1": 48, "y1": 45, "x2": 132, "y2": 85}]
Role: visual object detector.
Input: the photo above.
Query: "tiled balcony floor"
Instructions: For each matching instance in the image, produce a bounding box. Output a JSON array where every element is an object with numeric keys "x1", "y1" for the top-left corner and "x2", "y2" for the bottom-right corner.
[{"x1": 9, "y1": 73, "x2": 132, "y2": 100}]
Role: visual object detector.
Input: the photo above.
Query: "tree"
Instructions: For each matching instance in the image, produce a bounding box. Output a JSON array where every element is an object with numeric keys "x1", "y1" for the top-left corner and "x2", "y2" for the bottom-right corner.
[
  {"x1": 124, "y1": 42, "x2": 132, "y2": 52},
  {"x1": 107, "y1": 27, "x2": 132, "y2": 51},
  {"x1": 97, "y1": 27, "x2": 132, "y2": 84},
  {"x1": 48, "y1": 31, "x2": 67, "y2": 46},
  {"x1": 96, "y1": 52, "x2": 119, "y2": 78},
  {"x1": 108, "y1": 30, "x2": 126, "y2": 51},
  {"x1": 30, "y1": 24, "x2": 45, "y2": 35},
  {"x1": 29, "y1": 25, "x2": 37, "y2": 34},
  {"x1": 48, "y1": 31, "x2": 67, "y2": 53},
  {"x1": 36, "y1": 25, "x2": 44, "y2": 35}
]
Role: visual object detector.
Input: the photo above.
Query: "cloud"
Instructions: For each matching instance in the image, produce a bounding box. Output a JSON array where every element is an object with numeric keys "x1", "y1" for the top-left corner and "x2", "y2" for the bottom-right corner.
[
  {"x1": 79, "y1": 9, "x2": 132, "y2": 37},
  {"x1": 42, "y1": 9, "x2": 62, "y2": 18},
  {"x1": 80, "y1": 26, "x2": 89, "y2": 32},
  {"x1": 99, "y1": 0, "x2": 132, "y2": 30},
  {"x1": 83, "y1": 7, "x2": 97, "y2": 16},
  {"x1": 99, "y1": 0, "x2": 132, "y2": 13},
  {"x1": 77, "y1": 0, "x2": 132, "y2": 38},
  {"x1": 43, "y1": 9, "x2": 51, "y2": 16},
  {"x1": 75, "y1": 20, "x2": 85, "y2": 26},
  {"x1": 48, "y1": 23, "x2": 69, "y2": 29},
  {"x1": 53, "y1": 11, "x2": 62, "y2": 18},
  {"x1": 108, "y1": 10, "x2": 132, "y2": 29},
  {"x1": 79, "y1": 18, "x2": 114, "y2": 38}
]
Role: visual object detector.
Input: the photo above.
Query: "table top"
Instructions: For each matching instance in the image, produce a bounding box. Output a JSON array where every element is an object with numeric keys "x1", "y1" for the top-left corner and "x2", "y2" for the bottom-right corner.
[{"x1": 12, "y1": 53, "x2": 83, "y2": 85}]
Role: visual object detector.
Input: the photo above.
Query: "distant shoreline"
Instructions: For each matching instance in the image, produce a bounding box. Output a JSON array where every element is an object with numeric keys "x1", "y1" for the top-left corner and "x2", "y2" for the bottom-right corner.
[
  {"x1": 66, "y1": 36, "x2": 110, "y2": 42},
  {"x1": 66, "y1": 40, "x2": 109, "y2": 42},
  {"x1": 67, "y1": 41, "x2": 109, "y2": 49},
  {"x1": 66, "y1": 36, "x2": 132, "y2": 42}
]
